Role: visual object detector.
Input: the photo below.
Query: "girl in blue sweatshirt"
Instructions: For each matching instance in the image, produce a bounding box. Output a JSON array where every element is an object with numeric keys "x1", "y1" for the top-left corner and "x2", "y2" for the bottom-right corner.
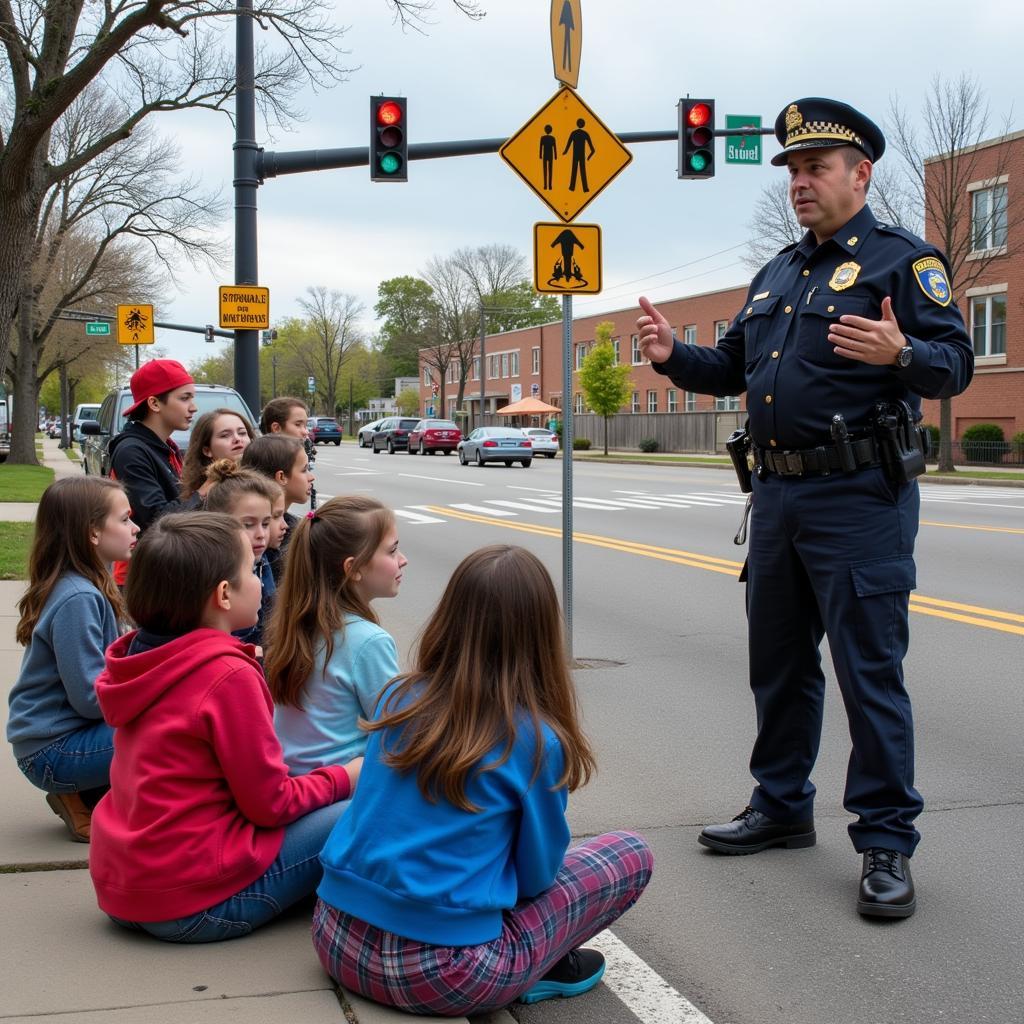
[
  {"x1": 312, "y1": 545, "x2": 653, "y2": 1016},
  {"x1": 7, "y1": 477, "x2": 138, "y2": 842},
  {"x1": 264, "y1": 496, "x2": 405, "y2": 774}
]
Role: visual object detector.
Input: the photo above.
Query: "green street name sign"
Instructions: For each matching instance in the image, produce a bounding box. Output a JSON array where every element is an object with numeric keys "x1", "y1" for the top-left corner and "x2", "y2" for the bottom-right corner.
[
  {"x1": 725, "y1": 115, "x2": 762, "y2": 165},
  {"x1": 85, "y1": 322, "x2": 111, "y2": 335}
]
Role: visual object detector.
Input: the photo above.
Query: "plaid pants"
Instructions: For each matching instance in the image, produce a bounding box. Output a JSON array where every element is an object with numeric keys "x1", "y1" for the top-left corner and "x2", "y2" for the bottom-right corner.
[{"x1": 312, "y1": 830, "x2": 652, "y2": 1017}]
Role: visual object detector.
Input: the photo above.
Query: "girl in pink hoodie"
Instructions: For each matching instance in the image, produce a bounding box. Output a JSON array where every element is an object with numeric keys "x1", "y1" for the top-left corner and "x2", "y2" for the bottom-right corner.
[{"x1": 89, "y1": 511, "x2": 360, "y2": 942}]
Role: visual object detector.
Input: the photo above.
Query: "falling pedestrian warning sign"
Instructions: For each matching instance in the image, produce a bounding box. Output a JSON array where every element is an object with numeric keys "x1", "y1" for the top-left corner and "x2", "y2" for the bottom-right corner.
[
  {"x1": 533, "y1": 222, "x2": 602, "y2": 294},
  {"x1": 501, "y1": 86, "x2": 631, "y2": 223},
  {"x1": 550, "y1": 0, "x2": 582, "y2": 89},
  {"x1": 116, "y1": 304, "x2": 155, "y2": 345}
]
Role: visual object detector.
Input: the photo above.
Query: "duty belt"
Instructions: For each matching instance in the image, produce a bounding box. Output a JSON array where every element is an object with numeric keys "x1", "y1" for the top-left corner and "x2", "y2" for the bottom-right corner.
[{"x1": 756, "y1": 437, "x2": 881, "y2": 477}]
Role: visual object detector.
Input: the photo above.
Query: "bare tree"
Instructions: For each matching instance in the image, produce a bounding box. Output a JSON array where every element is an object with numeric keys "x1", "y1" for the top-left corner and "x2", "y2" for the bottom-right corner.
[
  {"x1": 886, "y1": 74, "x2": 1023, "y2": 470},
  {"x1": 422, "y1": 253, "x2": 481, "y2": 411},
  {"x1": 742, "y1": 180, "x2": 801, "y2": 274},
  {"x1": 292, "y1": 287, "x2": 364, "y2": 415}
]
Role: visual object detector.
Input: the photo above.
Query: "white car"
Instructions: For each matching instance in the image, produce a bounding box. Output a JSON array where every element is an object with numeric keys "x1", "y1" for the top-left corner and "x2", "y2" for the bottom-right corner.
[
  {"x1": 523, "y1": 427, "x2": 559, "y2": 458},
  {"x1": 357, "y1": 419, "x2": 385, "y2": 448}
]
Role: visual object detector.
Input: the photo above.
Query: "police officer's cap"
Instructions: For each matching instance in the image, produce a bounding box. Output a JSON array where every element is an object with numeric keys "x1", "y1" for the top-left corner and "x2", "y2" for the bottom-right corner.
[{"x1": 770, "y1": 97, "x2": 885, "y2": 167}]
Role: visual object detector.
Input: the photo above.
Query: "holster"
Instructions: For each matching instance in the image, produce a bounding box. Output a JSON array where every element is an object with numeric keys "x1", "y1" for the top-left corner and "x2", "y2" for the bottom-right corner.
[
  {"x1": 725, "y1": 425, "x2": 753, "y2": 494},
  {"x1": 873, "y1": 400, "x2": 927, "y2": 485}
]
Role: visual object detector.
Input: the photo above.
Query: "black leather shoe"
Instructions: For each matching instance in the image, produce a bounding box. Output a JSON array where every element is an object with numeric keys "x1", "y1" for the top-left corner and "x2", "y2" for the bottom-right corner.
[
  {"x1": 698, "y1": 806, "x2": 815, "y2": 854},
  {"x1": 857, "y1": 848, "x2": 916, "y2": 918}
]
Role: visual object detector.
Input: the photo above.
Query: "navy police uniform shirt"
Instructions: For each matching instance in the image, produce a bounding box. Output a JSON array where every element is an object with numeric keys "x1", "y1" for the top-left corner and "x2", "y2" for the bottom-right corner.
[{"x1": 653, "y1": 204, "x2": 974, "y2": 449}]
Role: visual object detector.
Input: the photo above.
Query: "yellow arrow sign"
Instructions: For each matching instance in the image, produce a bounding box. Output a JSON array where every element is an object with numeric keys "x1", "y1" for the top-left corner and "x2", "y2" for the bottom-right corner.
[
  {"x1": 116, "y1": 304, "x2": 154, "y2": 345},
  {"x1": 550, "y1": 0, "x2": 582, "y2": 89},
  {"x1": 501, "y1": 86, "x2": 631, "y2": 223},
  {"x1": 534, "y1": 222, "x2": 602, "y2": 294}
]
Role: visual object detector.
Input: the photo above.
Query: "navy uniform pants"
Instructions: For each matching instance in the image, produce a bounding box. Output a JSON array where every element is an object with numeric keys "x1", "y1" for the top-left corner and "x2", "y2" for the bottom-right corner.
[{"x1": 745, "y1": 465, "x2": 923, "y2": 856}]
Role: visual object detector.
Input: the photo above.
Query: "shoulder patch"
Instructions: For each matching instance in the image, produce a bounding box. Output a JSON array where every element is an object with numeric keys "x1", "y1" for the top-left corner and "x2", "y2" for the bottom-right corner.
[{"x1": 912, "y1": 257, "x2": 952, "y2": 307}]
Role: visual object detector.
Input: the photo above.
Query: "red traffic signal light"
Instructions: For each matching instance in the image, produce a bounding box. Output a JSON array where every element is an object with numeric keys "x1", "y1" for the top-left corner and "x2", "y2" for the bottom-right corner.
[
  {"x1": 371, "y1": 96, "x2": 408, "y2": 182},
  {"x1": 678, "y1": 98, "x2": 715, "y2": 180}
]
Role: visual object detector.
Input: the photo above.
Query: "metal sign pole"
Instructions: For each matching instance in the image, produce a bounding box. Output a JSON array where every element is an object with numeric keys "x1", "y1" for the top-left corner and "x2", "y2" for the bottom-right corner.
[{"x1": 561, "y1": 294, "x2": 574, "y2": 662}]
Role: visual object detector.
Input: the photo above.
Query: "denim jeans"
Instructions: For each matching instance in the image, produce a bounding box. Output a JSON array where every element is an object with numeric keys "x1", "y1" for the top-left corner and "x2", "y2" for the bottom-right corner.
[
  {"x1": 111, "y1": 800, "x2": 349, "y2": 943},
  {"x1": 16, "y1": 720, "x2": 114, "y2": 796}
]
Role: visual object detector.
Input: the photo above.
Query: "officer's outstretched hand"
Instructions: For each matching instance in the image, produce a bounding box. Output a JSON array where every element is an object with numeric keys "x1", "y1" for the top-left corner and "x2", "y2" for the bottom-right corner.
[
  {"x1": 828, "y1": 296, "x2": 906, "y2": 366},
  {"x1": 636, "y1": 296, "x2": 674, "y2": 364}
]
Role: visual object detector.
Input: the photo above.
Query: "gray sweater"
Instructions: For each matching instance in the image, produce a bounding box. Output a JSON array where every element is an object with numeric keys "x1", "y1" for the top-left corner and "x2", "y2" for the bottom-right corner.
[{"x1": 7, "y1": 573, "x2": 120, "y2": 759}]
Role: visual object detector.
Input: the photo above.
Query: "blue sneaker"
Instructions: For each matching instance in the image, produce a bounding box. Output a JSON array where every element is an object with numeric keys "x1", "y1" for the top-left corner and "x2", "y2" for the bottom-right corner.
[{"x1": 518, "y1": 948, "x2": 606, "y2": 1005}]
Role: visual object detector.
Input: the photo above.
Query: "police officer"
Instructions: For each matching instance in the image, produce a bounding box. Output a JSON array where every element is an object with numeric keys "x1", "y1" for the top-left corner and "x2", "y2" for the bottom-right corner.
[{"x1": 636, "y1": 98, "x2": 973, "y2": 918}]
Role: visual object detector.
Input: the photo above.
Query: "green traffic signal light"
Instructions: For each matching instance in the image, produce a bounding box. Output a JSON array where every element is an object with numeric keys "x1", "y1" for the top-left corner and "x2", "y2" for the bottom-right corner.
[
  {"x1": 370, "y1": 96, "x2": 408, "y2": 182},
  {"x1": 379, "y1": 152, "x2": 401, "y2": 175},
  {"x1": 678, "y1": 98, "x2": 715, "y2": 180}
]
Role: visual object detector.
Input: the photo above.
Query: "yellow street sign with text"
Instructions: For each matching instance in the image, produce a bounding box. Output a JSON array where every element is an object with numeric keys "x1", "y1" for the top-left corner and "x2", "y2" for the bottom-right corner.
[
  {"x1": 500, "y1": 86, "x2": 631, "y2": 223},
  {"x1": 534, "y1": 222, "x2": 602, "y2": 294},
  {"x1": 116, "y1": 304, "x2": 154, "y2": 345},
  {"x1": 550, "y1": 0, "x2": 582, "y2": 89},
  {"x1": 219, "y1": 285, "x2": 270, "y2": 330}
]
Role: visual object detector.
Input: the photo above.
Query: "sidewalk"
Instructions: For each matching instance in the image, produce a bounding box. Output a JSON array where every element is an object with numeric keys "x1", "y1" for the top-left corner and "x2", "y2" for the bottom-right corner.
[{"x1": 1, "y1": 443, "x2": 494, "y2": 1022}]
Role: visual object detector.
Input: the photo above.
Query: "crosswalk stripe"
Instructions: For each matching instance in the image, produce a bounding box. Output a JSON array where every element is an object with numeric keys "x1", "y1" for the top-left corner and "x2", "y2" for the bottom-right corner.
[
  {"x1": 486, "y1": 499, "x2": 561, "y2": 514},
  {"x1": 451, "y1": 503, "x2": 517, "y2": 517},
  {"x1": 393, "y1": 508, "x2": 445, "y2": 525}
]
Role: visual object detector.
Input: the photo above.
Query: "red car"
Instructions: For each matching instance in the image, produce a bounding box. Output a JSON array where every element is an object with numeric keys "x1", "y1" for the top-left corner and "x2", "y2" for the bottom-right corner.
[{"x1": 407, "y1": 418, "x2": 462, "y2": 455}]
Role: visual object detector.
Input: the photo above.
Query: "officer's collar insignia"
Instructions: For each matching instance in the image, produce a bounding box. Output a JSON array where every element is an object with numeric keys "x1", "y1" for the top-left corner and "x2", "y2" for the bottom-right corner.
[
  {"x1": 752, "y1": 290, "x2": 771, "y2": 301},
  {"x1": 828, "y1": 261, "x2": 861, "y2": 291},
  {"x1": 912, "y1": 257, "x2": 952, "y2": 307},
  {"x1": 846, "y1": 236, "x2": 859, "y2": 246},
  {"x1": 785, "y1": 104, "x2": 803, "y2": 132}
]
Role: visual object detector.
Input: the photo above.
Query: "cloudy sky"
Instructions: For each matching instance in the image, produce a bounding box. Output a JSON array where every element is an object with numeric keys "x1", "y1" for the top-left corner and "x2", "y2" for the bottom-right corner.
[{"x1": 158, "y1": 0, "x2": 1023, "y2": 368}]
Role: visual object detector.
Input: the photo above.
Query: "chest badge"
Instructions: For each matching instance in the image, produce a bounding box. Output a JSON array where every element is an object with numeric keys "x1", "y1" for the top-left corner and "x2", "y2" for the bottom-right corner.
[
  {"x1": 829, "y1": 261, "x2": 861, "y2": 291},
  {"x1": 912, "y1": 256, "x2": 952, "y2": 306}
]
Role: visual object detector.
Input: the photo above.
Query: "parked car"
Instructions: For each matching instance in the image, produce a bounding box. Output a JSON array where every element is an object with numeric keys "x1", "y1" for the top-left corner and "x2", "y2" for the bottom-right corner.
[
  {"x1": 523, "y1": 427, "x2": 558, "y2": 458},
  {"x1": 407, "y1": 418, "x2": 462, "y2": 455},
  {"x1": 80, "y1": 383, "x2": 257, "y2": 477},
  {"x1": 458, "y1": 426, "x2": 533, "y2": 468},
  {"x1": 47, "y1": 418, "x2": 63, "y2": 439},
  {"x1": 307, "y1": 416, "x2": 342, "y2": 445},
  {"x1": 357, "y1": 419, "x2": 385, "y2": 448},
  {"x1": 72, "y1": 403, "x2": 101, "y2": 445},
  {"x1": 371, "y1": 417, "x2": 421, "y2": 454}
]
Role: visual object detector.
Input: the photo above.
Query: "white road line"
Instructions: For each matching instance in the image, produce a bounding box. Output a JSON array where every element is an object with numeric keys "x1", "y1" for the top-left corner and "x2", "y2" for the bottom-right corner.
[
  {"x1": 589, "y1": 929, "x2": 714, "y2": 1024},
  {"x1": 451, "y1": 503, "x2": 517, "y2": 517},
  {"x1": 919, "y1": 496, "x2": 1024, "y2": 509},
  {"x1": 486, "y1": 499, "x2": 561, "y2": 514},
  {"x1": 393, "y1": 509, "x2": 445, "y2": 525},
  {"x1": 397, "y1": 473, "x2": 484, "y2": 487},
  {"x1": 508, "y1": 485, "x2": 561, "y2": 494},
  {"x1": 670, "y1": 492, "x2": 747, "y2": 505}
]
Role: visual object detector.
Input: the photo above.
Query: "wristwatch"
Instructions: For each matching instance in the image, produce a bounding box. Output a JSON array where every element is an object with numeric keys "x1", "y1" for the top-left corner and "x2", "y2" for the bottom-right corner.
[{"x1": 895, "y1": 345, "x2": 913, "y2": 369}]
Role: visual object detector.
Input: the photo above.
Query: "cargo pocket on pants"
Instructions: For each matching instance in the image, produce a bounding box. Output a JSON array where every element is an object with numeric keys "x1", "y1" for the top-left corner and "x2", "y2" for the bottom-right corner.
[{"x1": 850, "y1": 555, "x2": 916, "y2": 597}]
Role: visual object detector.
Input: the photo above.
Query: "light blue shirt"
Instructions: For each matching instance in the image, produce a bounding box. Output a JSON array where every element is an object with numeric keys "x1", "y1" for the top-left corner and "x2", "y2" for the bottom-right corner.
[{"x1": 274, "y1": 614, "x2": 399, "y2": 774}]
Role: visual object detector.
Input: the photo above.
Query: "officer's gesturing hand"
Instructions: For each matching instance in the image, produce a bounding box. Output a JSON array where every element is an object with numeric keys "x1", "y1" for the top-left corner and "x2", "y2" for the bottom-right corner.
[
  {"x1": 828, "y1": 296, "x2": 906, "y2": 365},
  {"x1": 636, "y1": 296, "x2": 674, "y2": 364}
]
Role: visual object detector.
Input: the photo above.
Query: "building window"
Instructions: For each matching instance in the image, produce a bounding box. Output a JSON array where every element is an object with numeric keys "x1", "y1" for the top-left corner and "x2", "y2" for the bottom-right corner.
[
  {"x1": 647, "y1": 390, "x2": 658, "y2": 413},
  {"x1": 501, "y1": 353, "x2": 509, "y2": 378},
  {"x1": 715, "y1": 320, "x2": 729, "y2": 341},
  {"x1": 576, "y1": 342, "x2": 590, "y2": 370},
  {"x1": 472, "y1": 356, "x2": 480, "y2": 381},
  {"x1": 423, "y1": 367, "x2": 431, "y2": 386},
  {"x1": 667, "y1": 389, "x2": 678, "y2": 413},
  {"x1": 612, "y1": 337, "x2": 620, "y2": 363},
  {"x1": 715, "y1": 396, "x2": 741, "y2": 411},
  {"x1": 531, "y1": 347, "x2": 540, "y2": 374},
  {"x1": 971, "y1": 291, "x2": 1007, "y2": 356},
  {"x1": 510, "y1": 352, "x2": 519, "y2": 376},
  {"x1": 631, "y1": 334, "x2": 642, "y2": 364},
  {"x1": 685, "y1": 391, "x2": 697, "y2": 412},
  {"x1": 971, "y1": 182, "x2": 1008, "y2": 253},
  {"x1": 631, "y1": 391, "x2": 640, "y2": 414},
  {"x1": 683, "y1": 324, "x2": 697, "y2": 345},
  {"x1": 488, "y1": 355, "x2": 498, "y2": 379},
  {"x1": 574, "y1": 392, "x2": 584, "y2": 415}
]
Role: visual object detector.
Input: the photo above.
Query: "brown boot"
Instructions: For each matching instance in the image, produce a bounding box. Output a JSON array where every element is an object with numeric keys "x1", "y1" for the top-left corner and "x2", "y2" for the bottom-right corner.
[{"x1": 45, "y1": 792, "x2": 92, "y2": 843}]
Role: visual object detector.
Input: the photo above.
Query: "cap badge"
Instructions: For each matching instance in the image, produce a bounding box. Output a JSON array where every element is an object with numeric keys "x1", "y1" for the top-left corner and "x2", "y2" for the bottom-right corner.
[
  {"x1": 828, "y1": 261, "x2": 861, "y2": 291},
  {"x1": 785, "y1": 104, "x2": 803, "y2": 133}
]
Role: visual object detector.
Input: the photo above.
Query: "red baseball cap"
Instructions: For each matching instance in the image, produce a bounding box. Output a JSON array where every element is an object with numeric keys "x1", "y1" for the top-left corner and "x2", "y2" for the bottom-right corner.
[{"x1": 123, "y1": 359, "x2": 195, "y2": 417}]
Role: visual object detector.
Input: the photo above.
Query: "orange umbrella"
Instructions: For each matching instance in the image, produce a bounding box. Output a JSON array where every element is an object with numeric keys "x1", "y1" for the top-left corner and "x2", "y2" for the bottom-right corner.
[{"x1": 495, "y1": 397, "x2": 561, "y2": 415}]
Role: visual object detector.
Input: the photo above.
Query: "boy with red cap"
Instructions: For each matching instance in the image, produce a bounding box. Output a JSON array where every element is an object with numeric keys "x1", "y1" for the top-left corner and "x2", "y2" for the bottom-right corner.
[{"x1": 109, "y1": 360, "x2": 201, "y2": 583}]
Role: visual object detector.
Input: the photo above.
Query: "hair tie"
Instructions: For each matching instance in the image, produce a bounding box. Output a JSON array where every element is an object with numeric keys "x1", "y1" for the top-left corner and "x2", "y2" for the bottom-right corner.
[{"x1": 306, "y1": 510, "x2": 317, "y2": 520}]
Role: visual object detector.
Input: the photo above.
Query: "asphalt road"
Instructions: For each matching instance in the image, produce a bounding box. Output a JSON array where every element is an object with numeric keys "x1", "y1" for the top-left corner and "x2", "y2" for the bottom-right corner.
[{"x1": 307, "y1": 442, "x2": 1024, "y2": 1024}]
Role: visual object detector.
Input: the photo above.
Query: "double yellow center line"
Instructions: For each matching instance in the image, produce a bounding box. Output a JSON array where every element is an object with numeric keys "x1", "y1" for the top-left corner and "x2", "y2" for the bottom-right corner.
[{"x1": 422, "y1": 505, "x2": 1024, "y2": 637}]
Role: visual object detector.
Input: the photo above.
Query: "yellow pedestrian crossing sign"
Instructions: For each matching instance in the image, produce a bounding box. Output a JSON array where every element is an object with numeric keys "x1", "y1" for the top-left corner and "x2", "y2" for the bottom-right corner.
[
  {"x1": 500, "y1": 86, "x2": 631, "y2": 223},
  {"x1": 116, "y1": 304, "x2": 154, "y2": 345},
  {"x1": 534, "y1": 222, "x2": 602, "y2": 294}
]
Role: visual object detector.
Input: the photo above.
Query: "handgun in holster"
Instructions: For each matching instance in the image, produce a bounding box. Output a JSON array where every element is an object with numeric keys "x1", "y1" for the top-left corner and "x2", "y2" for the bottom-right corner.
[
  {"x1": 872, "y1": 399, "x2": 927, "y2": 485},
  {"x1": 725, "y1": 425, "x2": 754, "y2": 494}
]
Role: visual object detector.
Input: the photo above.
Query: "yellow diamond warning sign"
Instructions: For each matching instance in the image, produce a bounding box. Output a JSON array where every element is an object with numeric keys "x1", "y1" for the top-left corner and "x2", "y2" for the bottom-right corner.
[
  {"x1": 116, "y1": 304, "x2": 155, "y2": 345},
  {"x1": 501, "y1": 87, "x2": 631, "y2": 223},
  {"x1": 534, "y1": 222, "x2": 602, "y2": 294},
  {"x1": 219, "y1": 285, "x2": 270, "y2": 330}
]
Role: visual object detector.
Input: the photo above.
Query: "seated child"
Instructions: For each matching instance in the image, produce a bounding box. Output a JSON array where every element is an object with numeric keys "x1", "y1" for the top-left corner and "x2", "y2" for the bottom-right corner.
[
  {"x1": 7, "y1": 477, "x2": 137, "y2": 842},
  {"x1": 312, "y1": 545, "x2": 653, "y2": 1015},
  {"x1": 89, "y1": 512, "x2": 360, "y2": 942},
  {"x1": 264, "y1": 497, "x2": 405, "y2": 774}
]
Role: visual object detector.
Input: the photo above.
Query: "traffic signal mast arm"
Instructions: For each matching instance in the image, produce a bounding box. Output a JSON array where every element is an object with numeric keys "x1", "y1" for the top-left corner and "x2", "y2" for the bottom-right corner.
[{"x1": 54, "y1": 310, "x2": 233, "y2": 339}]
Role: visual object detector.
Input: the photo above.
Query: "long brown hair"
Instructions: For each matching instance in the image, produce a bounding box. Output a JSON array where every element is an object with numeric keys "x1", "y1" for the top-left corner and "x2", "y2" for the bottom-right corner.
[
  {"x1": 179, "y1": 409, "x2": 255, "y2": 499},
  {"x1": 264, "y1": 496, "x2": 394, "y2": 708},
  {"x1": 367, "y1": 545, "x2": 596, "y2": 813},
  {"x1": 16, "y1": 477, "x2": 127, "y2": 645},
  {"x1": 204, "y1": 459, "x2": 281, "y2": 512}
]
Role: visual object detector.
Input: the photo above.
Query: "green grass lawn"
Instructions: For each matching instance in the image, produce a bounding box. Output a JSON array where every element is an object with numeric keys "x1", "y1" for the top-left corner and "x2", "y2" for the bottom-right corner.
[
  {"x1": 0, "y1": 464, "x2": 55, "y2": 501},
  {"x1": 64, "y1": 447, "x2": 81, "y2": 460},
  {"x1": 0, "y1": 522, "x2": 33, "y2": 579}
]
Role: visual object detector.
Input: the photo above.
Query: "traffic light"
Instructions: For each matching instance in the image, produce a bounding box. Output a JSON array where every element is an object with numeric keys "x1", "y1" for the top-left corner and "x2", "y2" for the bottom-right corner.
[
  {"x1": 370, "y1": 96, "x2": 408, "y2": 182},
  {"x1": 678, "y1": 98, "x2": 715, "y2": 180},
  {"x1": 204, "y1": 324, "x2": 215, "y2": 343}
]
